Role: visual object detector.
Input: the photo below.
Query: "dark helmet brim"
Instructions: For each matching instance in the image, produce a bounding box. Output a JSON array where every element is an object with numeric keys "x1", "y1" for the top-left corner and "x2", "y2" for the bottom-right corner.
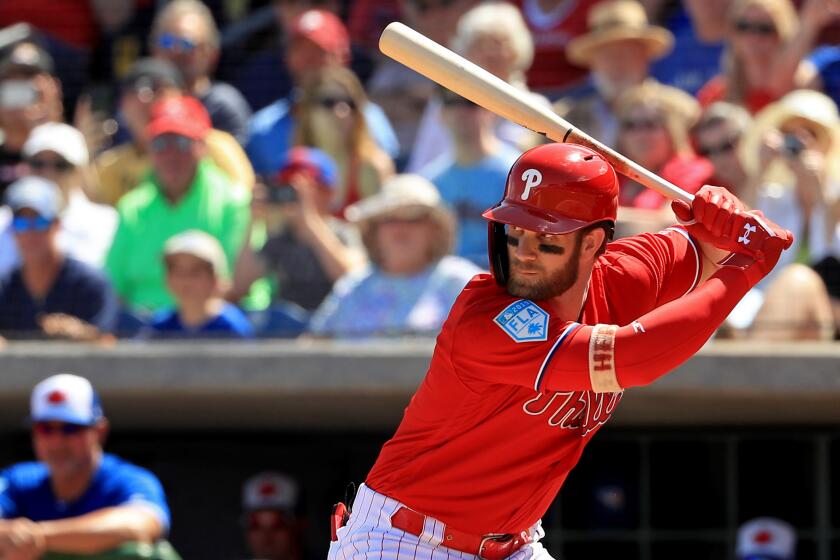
[{"x1": 482, "y1": 201, "x2": 609, "y2": 235}]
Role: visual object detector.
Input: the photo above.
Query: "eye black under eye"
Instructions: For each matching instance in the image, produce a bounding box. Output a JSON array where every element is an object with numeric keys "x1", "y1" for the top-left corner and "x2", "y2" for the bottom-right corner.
[
  {"x1": 506, "y1": 235, "x2": 519, "y2": 247},
  {"x1": 538, "y1": 244, "x2": 564, "y2": 255}
]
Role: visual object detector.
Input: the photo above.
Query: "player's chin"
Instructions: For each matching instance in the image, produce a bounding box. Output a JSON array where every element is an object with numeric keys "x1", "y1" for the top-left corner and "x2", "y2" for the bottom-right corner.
[{"x1": 507, "y1": 276, "x2": 547, "y2": 300}]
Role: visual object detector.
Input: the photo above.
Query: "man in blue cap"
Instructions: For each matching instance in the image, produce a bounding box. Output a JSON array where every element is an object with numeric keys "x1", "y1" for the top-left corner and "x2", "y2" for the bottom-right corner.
[
  {"x1": 0, "y1": 176, "x2": 117, "y2": 340},
  {"x1": 0, "y1": 373, "x2": 171, "y2": 557}
]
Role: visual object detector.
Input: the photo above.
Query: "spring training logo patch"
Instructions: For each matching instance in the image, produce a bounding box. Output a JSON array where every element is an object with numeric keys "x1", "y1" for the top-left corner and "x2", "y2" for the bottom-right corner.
[{"x1": 494, "y1": 300, "x2": 549, "y2": 343}]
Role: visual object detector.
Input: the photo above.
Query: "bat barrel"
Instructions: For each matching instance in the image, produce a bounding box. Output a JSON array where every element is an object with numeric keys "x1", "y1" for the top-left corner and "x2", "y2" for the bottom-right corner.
[
  {"x1": 380, "y1": 22, "x2": 694, "y2": 205},
  {"x1": 379, "y1": 23, "x2": 571, "y2": 141}
]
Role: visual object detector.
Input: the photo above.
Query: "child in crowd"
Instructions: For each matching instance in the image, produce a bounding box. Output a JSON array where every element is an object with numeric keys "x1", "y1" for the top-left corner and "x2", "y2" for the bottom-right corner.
[{"x1": 146, "y1": 230, "x2": 254, "y2": 339}]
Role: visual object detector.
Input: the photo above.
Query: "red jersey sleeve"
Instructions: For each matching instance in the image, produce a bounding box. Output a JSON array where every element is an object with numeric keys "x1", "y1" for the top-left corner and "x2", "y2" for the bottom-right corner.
[{"x1": 596, "y1": 226, "x2": 702, "y2": 323}]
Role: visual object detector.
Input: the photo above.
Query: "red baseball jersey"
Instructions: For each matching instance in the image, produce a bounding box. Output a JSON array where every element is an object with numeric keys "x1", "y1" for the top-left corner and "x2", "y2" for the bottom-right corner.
[
  {"x1": 366, "y1": 227, "x2": 701, "y2": 535},
  {"x1": 516, "y1": 0, "x2": 602, "y2": 92}
]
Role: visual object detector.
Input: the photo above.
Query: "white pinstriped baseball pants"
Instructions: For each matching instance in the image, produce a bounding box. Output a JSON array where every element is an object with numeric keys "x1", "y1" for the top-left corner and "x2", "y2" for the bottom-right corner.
[{"x1": 328, "y1": 484, "x2": 554, "y2": 560}]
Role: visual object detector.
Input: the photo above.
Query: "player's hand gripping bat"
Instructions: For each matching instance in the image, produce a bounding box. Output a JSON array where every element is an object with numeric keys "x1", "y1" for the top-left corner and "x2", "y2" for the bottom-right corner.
[{"x1": 378, "y1": 22, "x2": 791, "y2": 261}]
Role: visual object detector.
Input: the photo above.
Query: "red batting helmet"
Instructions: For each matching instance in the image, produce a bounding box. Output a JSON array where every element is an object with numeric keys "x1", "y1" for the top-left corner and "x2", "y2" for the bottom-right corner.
[{"x1": 482, "y1": 143, "x2": 619, "y2": 284}]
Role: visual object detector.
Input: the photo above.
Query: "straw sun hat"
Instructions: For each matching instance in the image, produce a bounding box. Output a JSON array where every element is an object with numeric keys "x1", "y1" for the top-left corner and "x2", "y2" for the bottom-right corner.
[
  {"x1": 566, "y1": 0, "x2": 674, "y2": 67},
  {"x1": 738, "y1": 89, "x2": 840, "y2": 183},
  {"x1": 344, "y1": 174, "x2": 449, "y2": 224}
]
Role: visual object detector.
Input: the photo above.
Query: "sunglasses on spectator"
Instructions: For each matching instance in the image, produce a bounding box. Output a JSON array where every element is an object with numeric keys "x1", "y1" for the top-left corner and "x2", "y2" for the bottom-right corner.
[
  {"x1": 697, "y1": 136, "x2": 739, "y2": 157},
  {"x1": 157, "y1": 33, "x2": 198, "y2": 53},
  {"x1": 733, "y1": 20, "x2": 776, "y2": 35},
  {"x1": 317, "y1": 96, "x2": 357, "y2": 111},
  {"x1": 12, "y1": 215, "x2": 54, "y2": 233},
  {"x1": 32, "y1": 421, "x2": 89, "y2": 436},
  {"x1": 27, "y1": 158, "x2": 74, "y2": 173},
  {"x1": 150, "y1": 134, "x2": 194, "y2": 153},
  {"x1": 620, "y1": 118, "x2": 663, "y2": 131}
]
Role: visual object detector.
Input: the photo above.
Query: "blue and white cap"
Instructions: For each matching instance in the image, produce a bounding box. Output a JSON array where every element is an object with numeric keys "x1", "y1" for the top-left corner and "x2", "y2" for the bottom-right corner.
[
  {"x1": 242, "y1": 472, "x2": 299, "y2": 514},
  {"x1": 737, "y1": 517, "x2": 796, "y2": 560},
  {"x1": 30, "y1": 373, "x2": 103, "y2": 426},
  {"x1": 4, "y1": 176, "x2": 63, "y2": 220}
]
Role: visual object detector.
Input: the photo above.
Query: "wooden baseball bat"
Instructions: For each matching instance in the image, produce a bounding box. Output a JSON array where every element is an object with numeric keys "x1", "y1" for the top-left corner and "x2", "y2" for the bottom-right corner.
[{"x1": 379, "y1": 22, "x2": 694, "y2": 204}]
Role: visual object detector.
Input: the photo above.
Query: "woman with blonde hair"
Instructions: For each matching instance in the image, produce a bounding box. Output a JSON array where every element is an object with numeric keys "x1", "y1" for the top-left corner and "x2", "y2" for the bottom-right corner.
[
  {"x1": 294, "y1": 66, "x2": 394, "y2": 217},
  {"x1": 697, "y1": 0, "x2": 840, "y2": 114},
  {"x1": 614, "y1": 81, "x2": 713, "y2": 211}
]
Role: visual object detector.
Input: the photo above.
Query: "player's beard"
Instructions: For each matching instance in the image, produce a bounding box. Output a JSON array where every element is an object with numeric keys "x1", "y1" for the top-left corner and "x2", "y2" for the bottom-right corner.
[{"x1": 506, "y1": 234, "x2": 582, "y2": 301}]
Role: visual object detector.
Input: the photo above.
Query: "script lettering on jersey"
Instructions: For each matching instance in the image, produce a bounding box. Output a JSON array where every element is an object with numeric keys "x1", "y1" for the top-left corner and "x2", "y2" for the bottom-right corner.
[{"x1": 522, "y1": 390, "x2": 623, "y2": 436}]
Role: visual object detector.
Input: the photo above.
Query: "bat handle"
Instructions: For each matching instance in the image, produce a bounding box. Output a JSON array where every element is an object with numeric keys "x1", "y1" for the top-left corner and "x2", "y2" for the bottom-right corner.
[{"x1": 564, "y1": 129, "x2": 695, "y2": 205}]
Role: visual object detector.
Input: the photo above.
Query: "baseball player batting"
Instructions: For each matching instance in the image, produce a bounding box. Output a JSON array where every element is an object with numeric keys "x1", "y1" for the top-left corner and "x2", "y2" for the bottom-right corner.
[{"x1": 327, "y1": 142, "x2": 792, "y2": 560}]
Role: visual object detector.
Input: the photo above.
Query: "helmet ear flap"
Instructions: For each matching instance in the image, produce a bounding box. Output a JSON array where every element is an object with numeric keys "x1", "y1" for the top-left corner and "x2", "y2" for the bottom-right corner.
[{"x1": 487, "y1": 221, "x2": 509, "y2": 286}]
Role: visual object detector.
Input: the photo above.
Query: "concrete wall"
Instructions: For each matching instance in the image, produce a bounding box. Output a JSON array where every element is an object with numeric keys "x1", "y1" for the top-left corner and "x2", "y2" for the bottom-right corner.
[{"x1": 1, "y1": 340, "x2": 839, "y2": 430}]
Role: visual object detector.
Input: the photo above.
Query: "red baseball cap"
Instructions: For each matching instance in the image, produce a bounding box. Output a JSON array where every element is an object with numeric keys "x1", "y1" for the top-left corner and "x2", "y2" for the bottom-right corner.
[
  {"x1": 274, "y1": 147, "x2": 339, "y2": 190},
  {"x1": 146, "y1": 96, "x2": 211, "y2": 141},
  {"x1": 290, "y1": 10, "x2": 350, "y2": 62}
]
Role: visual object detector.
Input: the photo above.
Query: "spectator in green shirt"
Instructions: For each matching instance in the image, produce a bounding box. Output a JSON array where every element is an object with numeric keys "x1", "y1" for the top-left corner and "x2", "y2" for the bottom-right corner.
[{"x1": 105, "y1": 96, "x2": 250, "y2": 314}]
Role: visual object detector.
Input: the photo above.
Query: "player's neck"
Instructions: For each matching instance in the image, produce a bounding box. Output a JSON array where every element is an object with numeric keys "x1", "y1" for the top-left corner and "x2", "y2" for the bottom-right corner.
[{"x1": 547, "y1": 270, "x2": 592, "y2": 322}]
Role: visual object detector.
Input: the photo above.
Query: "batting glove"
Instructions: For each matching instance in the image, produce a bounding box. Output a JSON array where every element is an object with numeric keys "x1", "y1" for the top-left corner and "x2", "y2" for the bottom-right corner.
[{"x1": 671, "y1": 185, "x2": 794, "y2": 286}]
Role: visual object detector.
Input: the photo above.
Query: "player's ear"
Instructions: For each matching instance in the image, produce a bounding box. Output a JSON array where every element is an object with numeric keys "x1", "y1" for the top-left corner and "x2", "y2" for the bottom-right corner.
[{"x1": 581, "y1": 227, "x2": 605, "y2": 258}]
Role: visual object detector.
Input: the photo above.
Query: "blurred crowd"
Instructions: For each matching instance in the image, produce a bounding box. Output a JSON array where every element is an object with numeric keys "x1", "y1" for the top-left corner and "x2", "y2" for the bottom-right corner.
[{"x1": 0, "y1": 0, "x2": 839, "y2": 342}]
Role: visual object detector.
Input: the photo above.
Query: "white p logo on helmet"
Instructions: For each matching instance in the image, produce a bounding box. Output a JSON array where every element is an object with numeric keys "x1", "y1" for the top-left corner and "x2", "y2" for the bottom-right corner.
[{"x1": 521, "y1": 168, "x2": 543, "y2": 201}]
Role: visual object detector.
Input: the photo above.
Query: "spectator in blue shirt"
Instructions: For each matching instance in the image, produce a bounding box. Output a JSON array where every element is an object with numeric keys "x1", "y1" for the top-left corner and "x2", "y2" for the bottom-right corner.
[
  {"x1": 0, "y1": 176, "x2": 117, "y2": 340},
  {"x1": 422, "y1": 88, "x2": 520, "y2": 267},
  {"x1": 147, "y1": 229, "x2": 254, "y2": 339},
  {"x1": 0, "y1": 373, "x2": 171, "y2": 557},
  {"x1": 650, "y1": 1, "x2": 724, "y2": 95},
  {"x1": 246, "y1": 9, "x2": 398, "y2": 178}
]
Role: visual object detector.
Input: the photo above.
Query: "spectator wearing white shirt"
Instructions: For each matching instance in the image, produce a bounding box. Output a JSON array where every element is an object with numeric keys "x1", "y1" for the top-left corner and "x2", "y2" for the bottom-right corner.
[{"x1": 22, "y1": 123, "x2": 117, "y2": 269}]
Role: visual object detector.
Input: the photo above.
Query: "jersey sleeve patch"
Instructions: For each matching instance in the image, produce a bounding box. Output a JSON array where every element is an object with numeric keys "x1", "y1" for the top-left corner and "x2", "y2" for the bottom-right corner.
[{"x1": 493, "y1": 299, "x2": 549, "y2": 343}]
